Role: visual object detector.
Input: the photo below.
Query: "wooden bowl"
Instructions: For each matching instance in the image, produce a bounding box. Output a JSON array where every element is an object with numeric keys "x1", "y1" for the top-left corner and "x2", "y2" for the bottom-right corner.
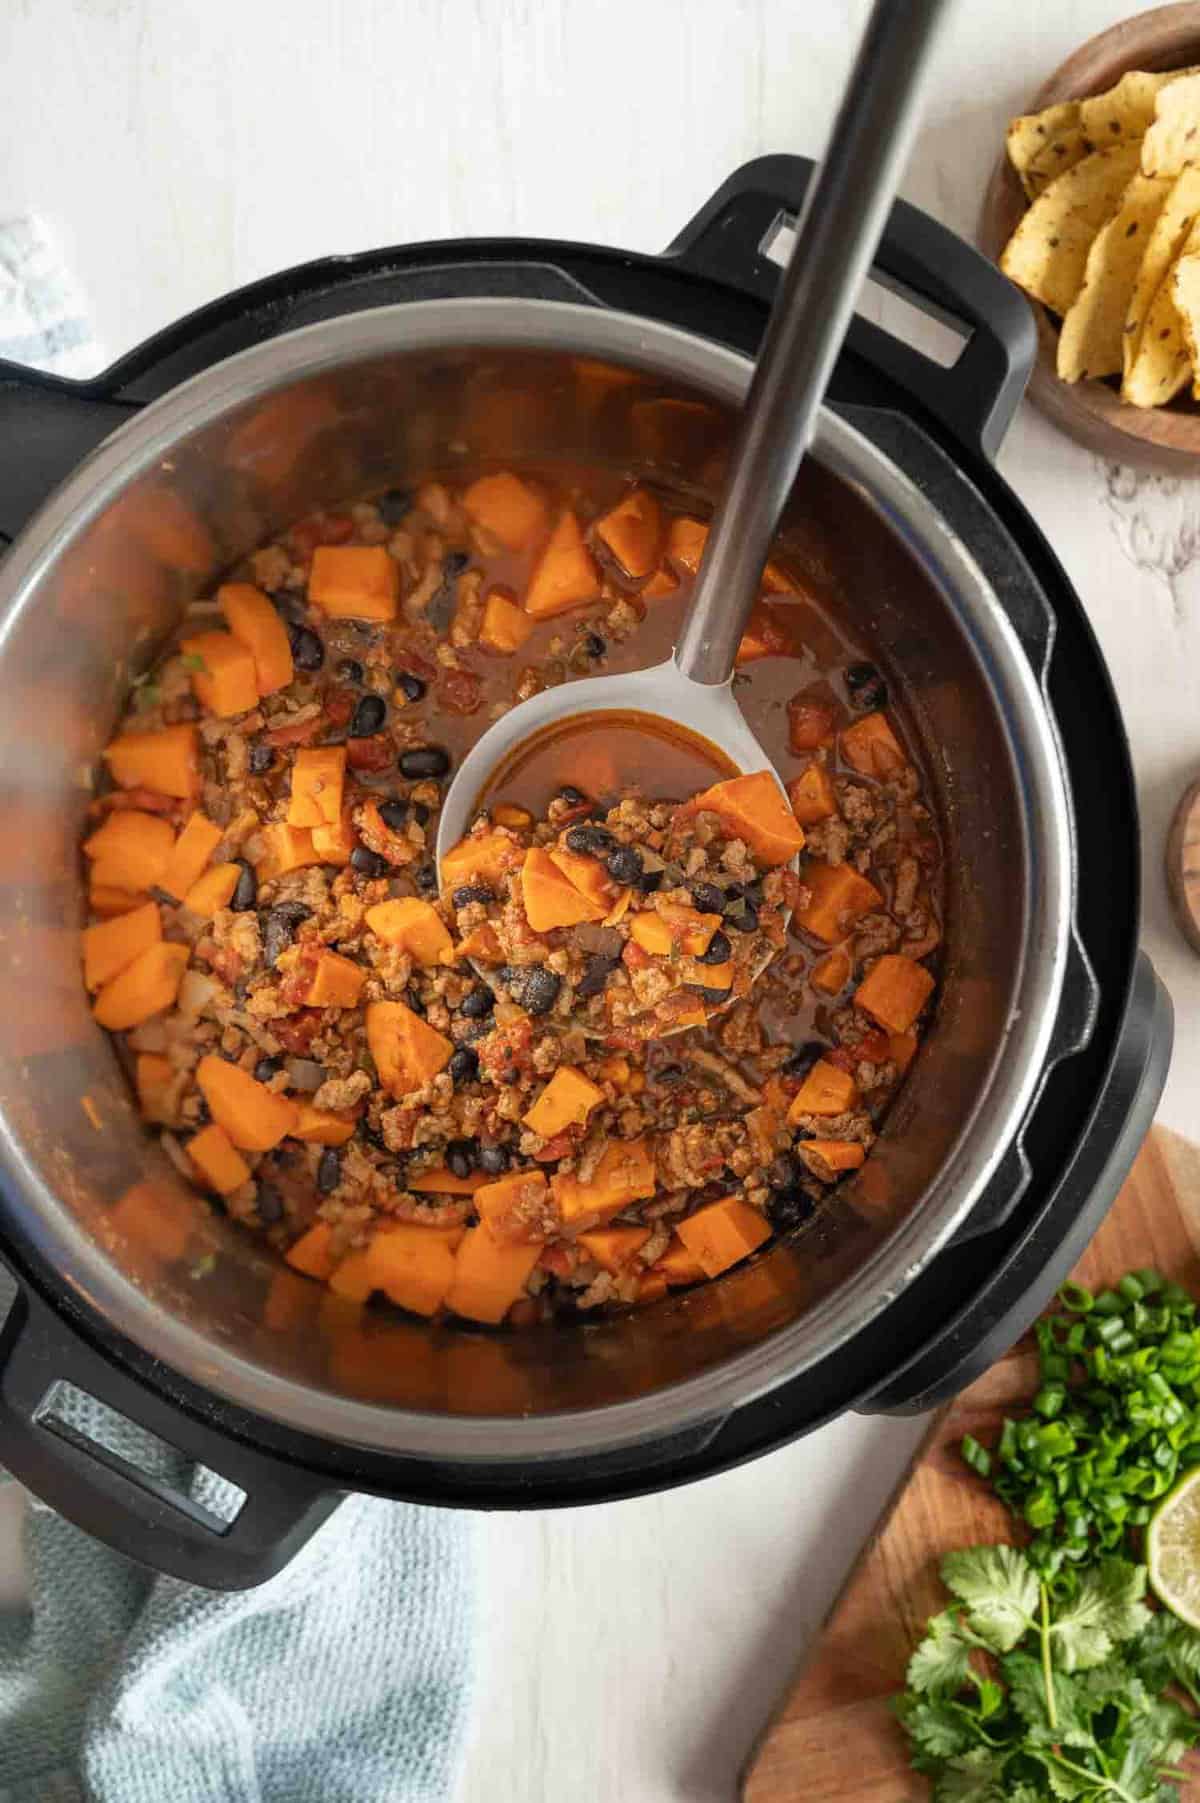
[{"x1": 979, "y1": 2, "x2": 1200, "y2": 473}]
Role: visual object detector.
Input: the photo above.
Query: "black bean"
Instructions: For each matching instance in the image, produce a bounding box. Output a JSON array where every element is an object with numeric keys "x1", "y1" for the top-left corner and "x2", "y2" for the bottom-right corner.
[
  {"x1": 557, "y1": 785, "x2": 586, "y2": 805},
  {"x1": 351, "y1": 693, "x2": 387, "y2": 736},
  {"x1": 497, "y1": 965, "x2": 521, "y2": 991},
  {"x1": 521, "y1": 967, "x2": 562, "y2": 1016},
  {"x1": 783, "y1": 1040, "x2": 825, "y2": 1079},
  {"x1": 351, "y1": 846, "x2": 388, "y2": 877},
  {"x1": 336, "y1": 658, "x2": 364, "y2": 683},
  {"x1": 577, "y1": 954, "x2": 617, "y2": 999},
  {"x1": 459, "y1": 986, "x2": 494, "y2": 1019},
  {"x1": 448, "y1": 1045, "x2": 479, "y2": 1085},
  {"x1": 414, "y1": 862, "x2": 438, "y2": 894},
  {"x1": 656, "y1": 1064, "x2": 685, "y2": 1085},
  {"x1": 261, "y1": 902, "x2": 311, "y2": 966},
  {"x1": 687, "y1": 983, "x2": 731, "y2": 1005},
  {"x1": 446, "y1": 1138, "x2": 477, "y2": 1179},
  {"x1": 768, "y1": 1189, "x2": 814, "y2": 1233},
  {"x1": 376, "y1": 799, "x2": 409, "y2": 831},
  {"x1": 247, "y1": 743, "x2": 274, "y2": 775},
  {"x1": 565, "y1": 824, "x2": 616, "y2": 856},
  {"x1": 698, "y1": 929, "x2": 732, "y2": 966},
  {"x1": 411, "y1": 802, "x2": 430, "y2": 826},
  {"x1": 317, "y1": 1148, "x2": 341, "y2": 1194},
  {"x1": 269, "y1": 590, "x2": 308, "y2": 624},
  {"x1": 725, "y1": 898, "x2": 759, "y2": 935},
  {"x1": 443, "y1": 551, "x2": 469, "y2": 578},
  {"x1": 230, "y1": 860, "x2": 258, "y2": 912},
  {"x1": 288, "y1": 624, "x2": 325, "y2": 671},
  {"x1": 636, "y1": 866, "x2": 664, "y2": 895},
  {"x1": 396, "y1": 670, "x2": 427, "y2": 703},
  {"x1": 768, "y1": 1152, "x2": 802, "y2": 1192},
  {"x1": 606, "y1": 845, "x2": 644, "y2": 885},
  {"x1": 477, "y1": 1144, "x2": 508, "y2": 1175},
  {"x1": 376, "y1": 487, "x2": 413, "y2": 526},
  {"x1": 690, "y1": 881, "x2": 726, "y2": 914},
  {"x1": 583, "y1": 632, "x2": 607, "y2": 659},
  {"x1": 399, "y1": 746, "x2": 451, "y2": 780},
  {"x1": 452, "y1": 884, "x2": 493, "y2": 908},
  {"x1": 254, "y1": 1055, "x2": 283, "y2": 1084},
  {"x1": 359, "y1": 1120, "x2": 390, "y2": 1154},
  {"x1": 404, "y1": 987, "x2": 426, "y2": 1016},
  {"x1": 194, "y1": 1097, "x2": 211, "y2": 1124},
  {"x1": 256, "y1": 1183, "x2": 284, "y2": 1225},
  {"x1": 845, "y1": 661, "x2": 888, "y2": 710}
]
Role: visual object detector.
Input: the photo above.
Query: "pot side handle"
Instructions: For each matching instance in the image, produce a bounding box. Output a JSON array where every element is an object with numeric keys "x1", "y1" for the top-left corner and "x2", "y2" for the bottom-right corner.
[
  {"x1": 666, "y1": 154, "x2": 1036, "y2": 461},
  {"x1": 0, "y1": 365, "x2": 137, "y2": 544},
  {"x1": 0, "y1": 1277, "x2": 341, "y2": 1590}
]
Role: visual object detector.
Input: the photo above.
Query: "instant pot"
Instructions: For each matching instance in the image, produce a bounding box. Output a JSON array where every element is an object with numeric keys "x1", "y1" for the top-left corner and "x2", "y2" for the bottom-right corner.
[{"x1": 0, "y1": 157, "x2": 1172, "y2": 1588}]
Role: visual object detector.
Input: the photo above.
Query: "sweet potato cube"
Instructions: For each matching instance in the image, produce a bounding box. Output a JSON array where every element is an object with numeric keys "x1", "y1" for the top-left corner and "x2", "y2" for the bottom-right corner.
[
  {"x1": 840, "y1": 711, "x2": 908, "y2": 779},
  {"x1": 327, "y1": 1250, "x2": 375, "y2": 1303},
  {"x1": 306, "y1": 949, "x2": 366, "y2": 1009},
  {"x1": 407, "y1": 1165, "x2": 488, "y2": 1196},
  {"x1": 196, "y1": 1053, "x2": 298, "y2": 1151},
  {"x1": 455, "y1": 923, "x2": 504, "y2": 965},
  {"x1": 629, "y1": 904, "x2": 720, "y2": 958},
  {"x1": 187, "y1": 1122, "x2": 251, "y2": 1196},
  {"x1": 693, "y1": 959, "x2": 733, "y2": 991},
  {"x1": 787, "y1": 687, "x2": 841, "y2": 753},
  {"x1": 218, "y1": 582, "x2": 294, "y2": 695},
  {"x1": 787, "y1": 762, "x2": 837, "y2": 828},
  {"x1": 135, "y1": 1052, "x2": 175, "y2": 1122},
  {"x1": 182, "y1": 862, "x2": 241, "y2": 918},
  {"x1": 676, "y1": 1195, "x2": 771, "y2": 1277},
  {"x1": 83, "y1": 811, "x2": 175, "y2": 892},
  {"x1": 521, "y1": 847, "x2": 605, "y2": 930},
  {"x1": 594, "y1": 488, "x2": 661, "y2": 578},
  {"x1": 285, "y1": 1221, "x2": 337, "y2": 1281},
  {"x1": 256, "y1": 823, "x2": 319, "y2": 880},
  {"x1": 855, "y1": 954, "x2": 935, "y2": 1034},
  {"x1": 578, "y1": 1225, "x2": 650, "y2": 1273},
  {"x1": 548, "y1": 845, "x2": 615, "y2": 908},
  {"x1": 365, "y1": 1223, "x2": 463, "y2": 1317},
  {"x1": 89, "y1": 884, "x2": 150, "y2": 918},
  {"x1": 462, "y1": 471, "x2": 548, "y2": 551},
  {"x1": 654, "y1": 1235, "x2": 706, "y2": 1286},
  {"x1": 603, "y1": 887, "x2": 633, "y2": 927},
  {"x1": 103, "y1": 724, "x2": 200, "y2": 798},
  {"x1": 366, "y1": 1000, "x2": 453, "y2": 1098},
  {"x1": 641, "y1": 567, "x2": 678, "y2": 600},
  {"x1": 736, "y1": 602, "x2": 796, "y2": 666},
  {"x1": 762, "y1": 559, "x2": 798, "y2": 594},
  {"x1": 365, "y1": 898, "x2": 454, "y2": 967},
  {"x1": 440, "y1": 831, "x2": 523, "y2": 893},
  {"x1": 159, "y1": 810, "x2": 223, "y2": 901},
  {"x1": 796, "y1": 1139, "x2": 866, "y2": 1181},
  {"x1": 311, "y1": 815, "x2": 355, "y2": 866},
  {"x1": 628, "y1": 912, "x2": 673, "y2": 956},
  {"x1": 445, "y1": 1226, "x2": 542, "y2": 1324},
  {"x1": 479, "y1": 589, "x2": 534, "y2": 656},
  {"x1": 308, "y1": 545, "x2": 399, "y2": 621},
  {"x1": 889, "y1": 1030, "x2": 919, "y2": 1075},
  {"x1": 287, "y1": 746, "x2": 346, "y2": 829},
  {"x1": 523, "y1": 510, "x2": 600, "y2": 619},
  {"x1": 82, "y1": 900, "x2": 161, "y2": 991},
  {"x1": 634, "y1": 1272, "x2": 670, "y2": 1306},
  {"x1": 690, "y1": 772, "x2": 805, "y2": 867},
  {"x1": 181, "y1": 630, "x2": 259, "y2": 717},
  {"x1": 810, "y1": 945, "x2": 852, "y2": 995},
  {"x1": 91, "y1": 941, "x2": 189, "y2": 1031},
  {"x1": 665, "y1": 516, "x2": 708, "y2": 574},
  {"x1": 793, "y1": 861, "x2": 882, "y2": 943},
  {"x1": 522, "y1": 1065, "x2": 604, "y2": 1138},
  {"x1": 291, "y1": 1102, "x2": 357, "y2": 1146},
  {"x1": 475, "y1": 1170, "x2": 551, "y2": 1242},
  {"x1": 787, "y1": 1058, "x2": 858, "y2": 1122},
  {"x1": 552, "y1": 1136, "x2": 656, "y2": 1224}
]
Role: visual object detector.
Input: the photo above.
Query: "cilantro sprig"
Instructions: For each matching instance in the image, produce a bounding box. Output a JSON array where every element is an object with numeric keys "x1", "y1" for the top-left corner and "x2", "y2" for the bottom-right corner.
[{"x1": 895, "y1": 1546, "x2": 1198, "y2": 1800}]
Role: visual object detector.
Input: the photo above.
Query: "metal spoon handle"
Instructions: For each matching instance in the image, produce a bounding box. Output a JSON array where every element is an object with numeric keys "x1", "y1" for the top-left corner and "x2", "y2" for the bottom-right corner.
[{"x1": 674, "y1": 0, "x2": 952, "y2": 687}]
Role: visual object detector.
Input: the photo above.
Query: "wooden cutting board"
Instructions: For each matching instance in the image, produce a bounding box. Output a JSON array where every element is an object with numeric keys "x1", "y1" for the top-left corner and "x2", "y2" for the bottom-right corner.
[{"x1": 742, "y1": 1126, "x2": 1200, "y2": 1803}]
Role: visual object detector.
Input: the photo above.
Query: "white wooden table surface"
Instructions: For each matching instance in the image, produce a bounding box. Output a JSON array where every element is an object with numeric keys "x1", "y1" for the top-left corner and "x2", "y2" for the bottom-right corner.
[{"x1": 3, "y1": 2, "x2": 1200, "y2": 1798}]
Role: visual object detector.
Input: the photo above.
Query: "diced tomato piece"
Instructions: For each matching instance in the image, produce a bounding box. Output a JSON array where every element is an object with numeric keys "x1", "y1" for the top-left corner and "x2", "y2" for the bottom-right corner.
[
  {"x1": 274, "y1": 1008, "x2": 323, "y2": 1054},
  {"x1": 393, "y1": 646, "x2": 438, "y2": 682},
  {"x1": 323, "y1": 687, "x2": 357, "y2": 728},
  {"x1": 787, "y1": 685, "x2": 842, "y2": 753},
  {"x1": 622, "y1": 941, "x2": 652, "y2": 971},
  {"x1": 440, "y1": 668, "x2": 483, "y2": 716},
  {"x1": 346, "y1": 735, "x2": 394, "y2": 771},
  {"x1": 532, "y1": 1132, "x2": 576, "y2": 1163},
  {"x1": 265, "y1": 714, "x2": 323, "y2": 748}
]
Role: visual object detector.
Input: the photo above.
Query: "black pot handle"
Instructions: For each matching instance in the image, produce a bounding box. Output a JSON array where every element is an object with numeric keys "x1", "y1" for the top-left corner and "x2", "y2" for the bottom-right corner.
[
  {"x1": 666, "y1": 153, "x2": 1036, "y2": 461},
  {"x1": 0, "y1": 1277, "x2": 341, "y2": 1589}
]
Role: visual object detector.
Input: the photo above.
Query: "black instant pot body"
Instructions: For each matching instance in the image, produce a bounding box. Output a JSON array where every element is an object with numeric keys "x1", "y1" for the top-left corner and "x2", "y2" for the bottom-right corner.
[{"x1": 0, "y1": 158, "x2": 1171, "y2": 1588}]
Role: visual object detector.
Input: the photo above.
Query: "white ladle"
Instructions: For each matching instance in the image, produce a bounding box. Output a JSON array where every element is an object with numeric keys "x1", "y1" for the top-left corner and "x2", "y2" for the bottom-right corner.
[{"x1": 437, "y1": 0, "x2": 949, "y2": 866}]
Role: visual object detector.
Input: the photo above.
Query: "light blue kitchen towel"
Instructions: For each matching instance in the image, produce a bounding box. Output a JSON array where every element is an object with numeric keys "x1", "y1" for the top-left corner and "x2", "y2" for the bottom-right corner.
[{"x1": 0, "y1": 220, "x2": 477, "y2": 1802}]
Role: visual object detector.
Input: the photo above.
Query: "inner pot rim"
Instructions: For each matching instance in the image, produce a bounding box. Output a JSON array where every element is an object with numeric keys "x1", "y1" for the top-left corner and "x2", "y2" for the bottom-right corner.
[{"x1": 0, "y1": 297, "x2": 1072, "y2": 1458}]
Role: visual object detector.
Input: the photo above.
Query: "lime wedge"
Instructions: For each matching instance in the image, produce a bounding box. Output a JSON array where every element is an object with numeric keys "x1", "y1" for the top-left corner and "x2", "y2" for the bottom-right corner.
[{"x1": 1148, "y1": 1466, "x2": 1200, "y2": 1628}]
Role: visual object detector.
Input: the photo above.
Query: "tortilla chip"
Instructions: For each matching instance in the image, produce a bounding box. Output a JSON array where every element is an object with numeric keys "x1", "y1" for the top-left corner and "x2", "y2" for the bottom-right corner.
[
  {"x1": 1123, "y1": 164, "x2": 1200, "y2": 375},
  {"x1": 1007, "y1": 102, "x2": 1088, "y2": 199},
  {"x1": 1142, "y1": 71, "x2": 1200, "y2": 177},
  {"x1": 1123, "y1": 214, "x2": 1200, "y2": 406},
  {"x1": 1079, "y1": 69, "x2": 1191, "y2": 145},
  {"x1": 1169, "y1": 251, "x2": 1200, "y2": 399},
  {"x1": 1057, "y1": 173, "x2": 1171, "y2": 381},
  {"x1": 1000, "y1": 144, "x2": 1141, "y2": 316}
]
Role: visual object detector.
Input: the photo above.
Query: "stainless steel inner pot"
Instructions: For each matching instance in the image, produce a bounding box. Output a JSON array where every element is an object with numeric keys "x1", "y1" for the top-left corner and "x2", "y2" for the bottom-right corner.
[{"x1": 0, "y1": 299, "x2": 1072, "y2": 1459}]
